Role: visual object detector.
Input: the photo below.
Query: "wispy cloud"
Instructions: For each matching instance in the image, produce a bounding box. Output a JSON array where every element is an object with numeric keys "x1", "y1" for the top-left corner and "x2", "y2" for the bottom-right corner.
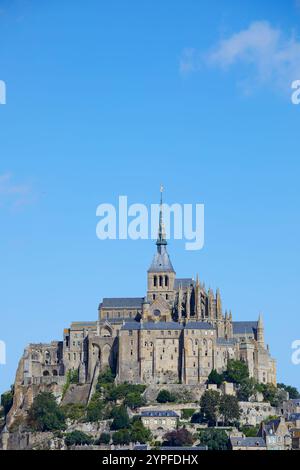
[
  {"x1": 181, "y1": 21, "x2": 300, "y2": 93},
  {"x1": 0, "y1": 173, "x2": 34, "y2": 209}
]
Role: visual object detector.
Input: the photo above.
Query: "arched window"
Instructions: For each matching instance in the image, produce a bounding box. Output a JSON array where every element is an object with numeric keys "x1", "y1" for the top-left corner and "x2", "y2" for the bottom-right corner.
[
  {"x1": 53, "y1": 370, "x2": 58, "y2": 376},
  {"x1": 154, "y1": 276, "x2": 157, "y2": 287},
  {"x1": 165, "y1": 276, "x2": 169, "y2": 287},
  {"x1": 159, "y1": 275, "x2": 163, "y2": 287},
  {"x1": 43, "y1": 370, "x2": 49, "y2": 376},
  {"x1": 45, "y1": 351, "x2": 51, "y2": 365}
]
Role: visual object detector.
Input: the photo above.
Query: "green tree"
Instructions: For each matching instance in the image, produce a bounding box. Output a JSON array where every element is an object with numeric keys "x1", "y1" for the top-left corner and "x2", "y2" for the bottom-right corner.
[
  {"x1": 130, "y1": 418, "x2": 152, "y2": 444},
  {"x1": 110, "y1": 405, "x2": 130, "y2": 430},
  {"x1": 240, "y1": 425, "x2": 259, "y2": 437},
  {"x1": 200, "y1": 390, "x2": 220, "y2": 426},
  {"x1": 199, "y1": 429, "x2": 228, "y2": 450},
  {"x1": 277, "y1": 383, "x2": 300, "y2": 399},
  {"x1": 237, "y1": 378, "x2": 256, "y2": 402},
  {"x1": 258, "y1": 383, "x2": 282, "y2": 406},
  {"x1": 86, "y1": 394, "x2": 106, "y2": 422},
  {"x1": 65, "y1": 430, "x2": 92, "y2": 447},
  {"x1": 1, "y1": 386, "x2": 14, "y2": 417},
  {"x1": 61, "y1": 403, "x2": 85, "y2": 421},
  {"x1": 96, "y1": 367, "x2": 115, "y2": 392},
  {"x1": 112, "y1": 429, "x2": 131, "y2": 445},
  {"x1": 156, "y1": 389, "x2": 176, "y2": 403},
  {"x1": 224, "y1": 360, "x2": 249, "y2": 384},
  {"x1": 28, "y1": 392, "x2": 66, "y2": 432},
  {"x1": 208, "y1": 369, "x2": 223, "y2": 386},
  {"x1": 98, "y1": 432, "x2": 111, "y2": 444},
  {"x1": 163, "y1": 428, "x2": 194, "y2": 447},
  {"x1": 219, "y1": 395, "x2": 240, "y2": 425},
  {"x1": 124, "y1": 392, "x2": 146, "y2": 409}
]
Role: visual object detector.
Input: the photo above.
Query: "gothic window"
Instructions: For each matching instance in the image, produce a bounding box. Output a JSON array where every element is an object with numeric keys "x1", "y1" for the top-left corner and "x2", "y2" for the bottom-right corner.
[
  {"x1": 159, "y1": 276, "x2": 163, "y2": 287},
  {"x1": 43, "y1": 371, "x2": 49, "y2": 376},
  {"x1": 165, "y1": 276, "x2": 169, "y2": 287},
  {"x1": 130, "y1": 350, "x2": 133, "y2": 356},
  {"x1": 45, "y1": 351, "x2": 51, "y2": 365},
  {"x1": 154, "y1": 276, "x2": 157, "y2": 287},
  {"x1": 53, "y1": 370, "x2": 58, "y2": 376},
  {"x1": 153, "y1": 294, "x2": 156, "y2": 300},
  {"x1": 166, "y1": 294, "x2": 169, "y2": 300}
]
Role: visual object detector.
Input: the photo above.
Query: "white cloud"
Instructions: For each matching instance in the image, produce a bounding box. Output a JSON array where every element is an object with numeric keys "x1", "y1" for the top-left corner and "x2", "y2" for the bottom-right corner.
[
  {"x1": 0, "y1": 173, "x2": 33, "y2": 209},
  {"x1": 181, "y1": 21, "x2": 300, "y2": 92}
]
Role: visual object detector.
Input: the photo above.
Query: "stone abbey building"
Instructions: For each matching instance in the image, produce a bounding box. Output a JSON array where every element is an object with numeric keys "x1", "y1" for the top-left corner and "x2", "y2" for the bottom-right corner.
[{"x1": 20, "y1": 194, "x2": 276, "y2": 393}]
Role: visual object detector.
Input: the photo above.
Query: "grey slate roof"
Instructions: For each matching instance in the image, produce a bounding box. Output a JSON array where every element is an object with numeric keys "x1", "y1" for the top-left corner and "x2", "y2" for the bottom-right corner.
[
  {"x1": 216, "y1": 338, "x2": 237, "y2": 346},
  {"x1": 174, "y1": 278, "x2": 194, "y2": 289},
  {"x1": 148, "y1": 248, "x2": 175, "y2": 273},
  {"x1": 101, "y1": 297, "x2": 144, "y2": 309},
  {"x1": 121, "y1": 321, "x2": 183, "y2": 331},
  {"x1": 289, "y1": 413, "x2": 300, "y2": 421},
  {"x1": 233, "y1": 321, "x2": 258, "y2": 335},
  {"x1": 141, "y1": 410, "x2": 179, "y2": 418},
  {"x1": 70, "y1": 321, "x2": 97, "y2": 329},
  {"x1": 160, "y1": 446, "x2": 208, "y2": 451},
  {"x1": 185, "y1": 321, "x2": 215, "y2": 330},
  {"x1": 230, "y1": 437, "x2": 266, "y2": 448}
]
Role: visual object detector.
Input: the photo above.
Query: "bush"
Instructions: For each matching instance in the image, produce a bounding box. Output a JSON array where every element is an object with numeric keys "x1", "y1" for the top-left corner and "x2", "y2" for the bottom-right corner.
[
  {"x1": 65, "y1": 430, "x2": 92, "y2": 447},
  {"x1": 112, "y1": 429, "x2": 131, "y2": 445},
  {"x1": 156, "y1": 389, "x2": 176, "y2": 403},
  {"x1": 28, "y1": 392, "x2": 66, "y2": 432}
]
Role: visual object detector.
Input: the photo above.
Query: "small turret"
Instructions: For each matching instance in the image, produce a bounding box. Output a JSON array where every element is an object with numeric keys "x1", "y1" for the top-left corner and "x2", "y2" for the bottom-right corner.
[{"x1": 257, "y1": 313, "x2": 264, "y2": 347}]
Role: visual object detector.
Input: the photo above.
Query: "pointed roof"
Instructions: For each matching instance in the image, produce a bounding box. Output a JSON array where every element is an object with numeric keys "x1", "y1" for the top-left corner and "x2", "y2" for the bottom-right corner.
[{"x1": 148, "y1": 186, "x2": 175, "y2": 273}]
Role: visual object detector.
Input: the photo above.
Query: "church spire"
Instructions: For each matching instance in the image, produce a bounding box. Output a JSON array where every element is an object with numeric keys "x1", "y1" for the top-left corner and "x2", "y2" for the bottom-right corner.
[{"x1": 156, "y1": 184, "x2": 167, "y2": 251}]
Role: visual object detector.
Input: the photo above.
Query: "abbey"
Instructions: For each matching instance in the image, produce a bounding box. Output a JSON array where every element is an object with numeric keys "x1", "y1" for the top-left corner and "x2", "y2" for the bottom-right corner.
[{"x1": 20, "y1": 194, "x2": 276, "y2": 394}]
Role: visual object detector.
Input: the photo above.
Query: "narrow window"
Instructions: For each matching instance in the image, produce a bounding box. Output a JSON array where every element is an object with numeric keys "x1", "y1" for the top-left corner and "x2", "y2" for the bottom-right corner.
[{"x1": 165, "y1": 276, "x2": 169, "y2": 287}]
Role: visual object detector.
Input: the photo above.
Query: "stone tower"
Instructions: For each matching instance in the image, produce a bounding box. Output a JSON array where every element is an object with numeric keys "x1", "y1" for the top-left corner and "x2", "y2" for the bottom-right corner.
[{"x1": 147, "y1": 186, "x2": 176, "y2": 304}]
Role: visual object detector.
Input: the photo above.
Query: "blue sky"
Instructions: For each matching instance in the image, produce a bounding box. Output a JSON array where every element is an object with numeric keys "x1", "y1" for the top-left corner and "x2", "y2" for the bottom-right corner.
[{"x1": 1, "y1": 0, "x2": 300, "y2": 394}]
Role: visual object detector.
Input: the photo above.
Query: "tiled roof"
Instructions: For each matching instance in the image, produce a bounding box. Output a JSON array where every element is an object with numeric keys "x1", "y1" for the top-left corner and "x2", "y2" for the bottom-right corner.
[
  {"x1": 101, "y1": 297, "x2": 144, "y2": 308},
  {"x1": 141, "y1": 410, "x2": 179, "y2": 418},
  {"x1": 232, "y1": 321, "x2": 258, "y2": 335},
  {"x1": 230, "y1": 437, "x2": 266, "y2": 448}
]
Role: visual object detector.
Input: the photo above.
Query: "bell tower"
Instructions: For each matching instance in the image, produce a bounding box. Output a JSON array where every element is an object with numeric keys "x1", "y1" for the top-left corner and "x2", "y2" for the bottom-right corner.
[{"x1": 147, "y1": 185, "x2": 176, "y2": 304}]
